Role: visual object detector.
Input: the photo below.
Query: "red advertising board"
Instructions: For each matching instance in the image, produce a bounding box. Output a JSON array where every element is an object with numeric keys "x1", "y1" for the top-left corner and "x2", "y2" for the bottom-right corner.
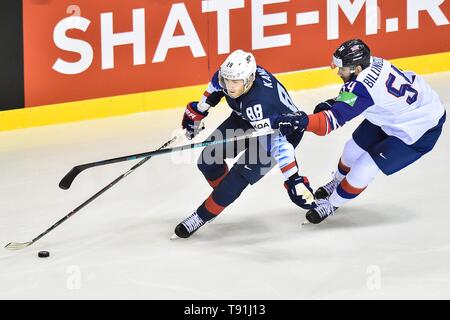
[{"x1": 23, "y1": 0, "x2": 450, "y2": 107}]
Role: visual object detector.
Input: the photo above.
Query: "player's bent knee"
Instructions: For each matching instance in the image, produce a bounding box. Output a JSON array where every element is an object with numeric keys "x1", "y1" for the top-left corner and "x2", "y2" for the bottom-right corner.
[
  {"x1": 347, "y1": 152, "x2": 380, "y2": 188},
  {"x1": 212, "y1": 168, "x2": 250, "y2": 206},
  {"x1": 342, "y1": 138, "x2": 366, "y2": 167},
  {"x1": 197, "y1": 148, "x2": 225, "y2": 172}
]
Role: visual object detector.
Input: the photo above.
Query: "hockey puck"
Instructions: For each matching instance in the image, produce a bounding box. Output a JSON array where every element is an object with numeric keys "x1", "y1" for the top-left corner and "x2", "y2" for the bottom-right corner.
[{"x1": 38, "y1": 251, "x2": 50, "y2": 258}]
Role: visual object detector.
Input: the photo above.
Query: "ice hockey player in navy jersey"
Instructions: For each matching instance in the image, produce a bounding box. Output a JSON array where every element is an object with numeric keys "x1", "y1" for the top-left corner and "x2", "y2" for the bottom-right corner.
[
  {"x1": 173, "y1": 49, "x2": 315, "y2": 239},
  {"x1": 274, "y1": 39, "x2": 446, "y2": 224}
]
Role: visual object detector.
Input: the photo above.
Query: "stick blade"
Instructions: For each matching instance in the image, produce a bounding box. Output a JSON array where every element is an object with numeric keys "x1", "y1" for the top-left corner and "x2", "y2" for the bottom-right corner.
[
  {"x1": 4, "y1": 241, "x2": 33, "y2": 250},
  {"x1": 59, "y1": 166, "x2": 82, "y2": 190}
]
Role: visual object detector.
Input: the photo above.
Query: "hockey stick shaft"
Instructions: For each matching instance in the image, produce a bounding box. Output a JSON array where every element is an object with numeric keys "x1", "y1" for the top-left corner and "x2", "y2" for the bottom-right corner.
[
  {"x1": 59, "y1": 129, "x2": 276, "y2": 190},
  {"x1": 4, "y1": 136, "x2": 179, "y2": 250}
]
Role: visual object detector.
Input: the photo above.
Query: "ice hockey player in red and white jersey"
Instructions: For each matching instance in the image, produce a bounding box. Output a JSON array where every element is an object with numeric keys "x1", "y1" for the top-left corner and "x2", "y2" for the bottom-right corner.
[{"x1": 274, "y1": 39, "x2": 446, "y2": 224}]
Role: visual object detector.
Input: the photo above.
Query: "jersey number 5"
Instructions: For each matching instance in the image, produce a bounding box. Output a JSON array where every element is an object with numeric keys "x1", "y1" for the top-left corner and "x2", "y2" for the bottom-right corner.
[{"x1": 385, "y1": 65, "x2": 418, "y2": 105}]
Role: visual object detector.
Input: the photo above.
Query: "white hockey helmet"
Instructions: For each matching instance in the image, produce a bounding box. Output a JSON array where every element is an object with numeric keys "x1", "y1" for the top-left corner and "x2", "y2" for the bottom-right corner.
[{"x1": 219, "y1": 49, "x2": 257, "y2": 93}]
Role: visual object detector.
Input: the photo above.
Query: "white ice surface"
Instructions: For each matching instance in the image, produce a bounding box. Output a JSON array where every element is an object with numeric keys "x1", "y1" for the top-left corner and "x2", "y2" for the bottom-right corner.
[{"x1": 0, "y1": 72, "x2": 449, "y2": 300}]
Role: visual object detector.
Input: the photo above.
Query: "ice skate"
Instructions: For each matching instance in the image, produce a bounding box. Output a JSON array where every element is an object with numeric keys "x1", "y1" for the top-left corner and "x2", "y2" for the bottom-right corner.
[
  {"x1": 305, "y1": 199, "x2": 338, "y2": 224},
  {"x1": 171, "y1": 211, "x2": 205, "y2": 239},
  {"x1": 315, "y1": 174, "x2": 339, "y2": 200}
]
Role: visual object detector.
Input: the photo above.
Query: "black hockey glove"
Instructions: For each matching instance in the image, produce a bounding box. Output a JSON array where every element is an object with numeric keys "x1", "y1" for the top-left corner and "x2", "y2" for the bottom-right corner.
[
  {"x1": 273, "y1": 112, "x2": 309, "y2": 136},
  {"x1": 313, "y1": 98, "x2": 336, "y2": 114},
  {"x1": 284, "y1": 173, "x2": 316, "y2": 210}
]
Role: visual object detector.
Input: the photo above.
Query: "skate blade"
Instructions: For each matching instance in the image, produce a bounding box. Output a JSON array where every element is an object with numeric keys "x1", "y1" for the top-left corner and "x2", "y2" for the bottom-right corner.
[
  {"x1": 301, "y1": 220, "x2": 311, "y2": 226},
  {"x1": 170, "y1": 233, "x2": 180, "y2": 240}
]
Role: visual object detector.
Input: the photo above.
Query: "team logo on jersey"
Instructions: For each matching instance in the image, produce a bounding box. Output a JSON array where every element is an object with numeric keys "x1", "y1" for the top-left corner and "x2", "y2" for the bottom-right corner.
[{"x1": 336, "y1": 91, "x2": 358, "y2": 107}]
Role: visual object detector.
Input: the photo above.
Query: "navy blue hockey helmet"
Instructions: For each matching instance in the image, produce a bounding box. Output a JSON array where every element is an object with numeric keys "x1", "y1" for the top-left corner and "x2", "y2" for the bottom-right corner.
[{"x1": 332, "y1": 39, "x2": 371, "y2": 70}]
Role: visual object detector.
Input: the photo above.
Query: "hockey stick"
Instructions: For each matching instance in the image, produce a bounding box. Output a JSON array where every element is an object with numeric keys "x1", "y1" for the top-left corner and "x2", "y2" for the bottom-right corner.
[
  {"x1": 59, "y1": 129, "x2": 276, "y2": 190},
  {"x1": 4, "y1": 135, "x2": 180, "y2": 251}
]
